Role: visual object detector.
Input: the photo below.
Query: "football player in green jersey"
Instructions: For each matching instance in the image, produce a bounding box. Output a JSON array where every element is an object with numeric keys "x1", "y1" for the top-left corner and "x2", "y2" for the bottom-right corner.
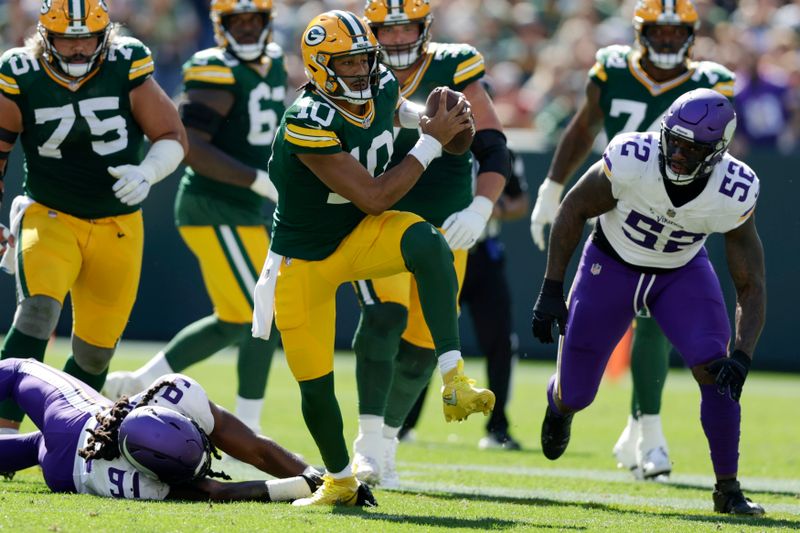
[
  {"x1": 250, "y1": 9, "x2": 492, "y2": 506},
  {"x1": 529, "y1": 0, "x2": 735, "y2": 479},
  {"x1": 103, "y1": 0, "x2": 285, "y2": 435},
  {"x1": 0, "y1": 0, "x2": 187, "y2": 433},
  {"x1": 349, "y1": 0, "x2": 513, "y2": 487}
]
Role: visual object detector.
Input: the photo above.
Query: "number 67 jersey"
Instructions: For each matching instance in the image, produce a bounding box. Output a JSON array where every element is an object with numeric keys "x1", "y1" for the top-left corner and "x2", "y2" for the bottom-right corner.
[
  {"x1": 0, "y1": 37, "x2": 154, "y2": 219},
  {"x1": 600, "y1": 131, "x2": 759, "y2": 269}
]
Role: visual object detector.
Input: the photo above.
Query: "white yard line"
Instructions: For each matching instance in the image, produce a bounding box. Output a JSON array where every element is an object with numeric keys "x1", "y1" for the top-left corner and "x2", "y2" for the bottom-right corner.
[
  {"x1": 399, "y1": 461, "x2": 800, "y2": 494},
  {"x1": 385, "y1": 480, "x2": 800, "y2": 515}
]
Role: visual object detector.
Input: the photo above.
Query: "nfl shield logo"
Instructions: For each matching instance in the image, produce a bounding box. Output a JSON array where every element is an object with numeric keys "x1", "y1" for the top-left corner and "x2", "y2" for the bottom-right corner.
[
  {"x1": 591, "y1": 263, "x2": 602, "y2": 276},
  {"x1": 667, "y1": 208, "x2": 676, "y2": 218}
]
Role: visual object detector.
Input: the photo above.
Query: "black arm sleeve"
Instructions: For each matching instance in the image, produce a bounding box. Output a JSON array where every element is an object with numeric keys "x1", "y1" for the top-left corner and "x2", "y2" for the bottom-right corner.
[
  {"x1": 471, "y1": 129, "x2": 513, "y2": 182},
  {"x1": 179, "y1": 101, "x2": 226, "y2": 136}
]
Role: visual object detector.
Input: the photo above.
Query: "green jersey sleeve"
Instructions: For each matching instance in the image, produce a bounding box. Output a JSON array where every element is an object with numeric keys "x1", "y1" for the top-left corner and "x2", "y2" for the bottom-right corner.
[
  {"x1": 0, "y1": 48, "x2": 29, "y2": 103},
  {"x1": 105, "y1": 36, "x2": 154, "y2": 90},
  {"x1": 428, "y1": 42, "x2": 485, "y2": 91},
  {"x1": 282, "y1": 96, "x2": 342, "y2": 155},
  {"x1": 182, "y1": 48, "x2": 237, "y2": 90},
  {"x1": 588, "y1": 45, "x2": 631, "y2": 87},
  {"x1": 690, "y1": 61, "x2": 735, "y2": 99}
]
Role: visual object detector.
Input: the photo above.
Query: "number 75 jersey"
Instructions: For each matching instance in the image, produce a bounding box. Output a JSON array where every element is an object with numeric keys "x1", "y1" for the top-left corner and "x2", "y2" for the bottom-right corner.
[
  {"x1": 600, "y1": 132, "x2": 759, "y2": 269},
  {"x1": 0, "y1": 37, "x2": 154, "y2": 219}
]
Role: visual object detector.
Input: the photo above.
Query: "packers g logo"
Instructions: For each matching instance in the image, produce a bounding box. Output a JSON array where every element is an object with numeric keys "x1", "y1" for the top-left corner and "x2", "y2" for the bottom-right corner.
[
  {"x1": 40, "y1": 0, "x2": 52, "y2": 14},
  {"x1": 304, "y1": 25, "x2": 327, "y2": 46}
]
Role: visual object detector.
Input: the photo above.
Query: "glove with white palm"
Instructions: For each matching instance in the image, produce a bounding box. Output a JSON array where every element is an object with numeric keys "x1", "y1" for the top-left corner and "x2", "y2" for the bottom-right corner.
[
  {"x1": 530, "y1": 178, "x2": 564, "y2": 251},
  {"x1": 441, "y1": 196, "x2": 494, "y2": 250}
]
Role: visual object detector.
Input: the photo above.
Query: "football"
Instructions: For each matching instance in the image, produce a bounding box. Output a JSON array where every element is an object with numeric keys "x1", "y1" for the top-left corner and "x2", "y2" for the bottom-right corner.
[{"x1": 425, "y1": 87, "x2": 475, "y2": 155}]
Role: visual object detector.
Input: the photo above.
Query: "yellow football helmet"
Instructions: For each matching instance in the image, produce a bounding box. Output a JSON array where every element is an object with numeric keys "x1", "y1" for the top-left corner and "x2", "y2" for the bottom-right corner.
[
  {"x1": 633, "y1": 0, "x2": 700, "y2": 69},
  {"x1": 364, "y1": 0, "x2": 432, "y2": 68},
  {"x1": 38, "y1": 0, "x2": 111, "y2": 79},
  {"x1": 210, "y1": 0, "x2": 273, "y2": 62},
  {"x1": 301, "y1": 10, "x2": 381, "y2": 104}
]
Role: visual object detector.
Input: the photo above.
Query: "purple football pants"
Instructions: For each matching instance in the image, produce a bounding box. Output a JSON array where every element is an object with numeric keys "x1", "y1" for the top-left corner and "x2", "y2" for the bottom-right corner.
[
  {"x1": 0, "y1": 358, "x2": 110, "y2": 491},
  {"x1": 548, "y1": 241, "x2": 741, "y2": 476}
]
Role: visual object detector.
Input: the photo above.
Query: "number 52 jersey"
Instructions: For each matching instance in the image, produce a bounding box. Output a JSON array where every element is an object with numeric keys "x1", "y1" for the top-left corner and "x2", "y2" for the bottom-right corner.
[{"x1": 600, "y1": 132, "x2": 759, "y2": 269}]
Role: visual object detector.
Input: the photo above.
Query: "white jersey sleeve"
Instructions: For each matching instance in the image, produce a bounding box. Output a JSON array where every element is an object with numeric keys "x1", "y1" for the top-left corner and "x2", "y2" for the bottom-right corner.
[
  {"x1": 704, "y1": 155, "x2": 759, "y2": 233},
  {"x1": 129, "y1": 374, "x2": 215, "y2": 434}
]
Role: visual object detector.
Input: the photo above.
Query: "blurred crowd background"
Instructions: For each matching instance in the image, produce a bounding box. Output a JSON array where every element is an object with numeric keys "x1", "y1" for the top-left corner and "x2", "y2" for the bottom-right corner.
[{"x1": 2, "y1": 0, "x2": 800, "y2": 155}]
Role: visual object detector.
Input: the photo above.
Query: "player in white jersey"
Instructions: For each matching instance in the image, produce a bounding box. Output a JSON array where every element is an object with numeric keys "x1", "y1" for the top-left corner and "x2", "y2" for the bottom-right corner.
[
  {"x1": 0, "y1": 358, "x2": 324, "y2": 502},
  {"x1": 531, "y1": 89, "x2": 766, "y2": 515}
]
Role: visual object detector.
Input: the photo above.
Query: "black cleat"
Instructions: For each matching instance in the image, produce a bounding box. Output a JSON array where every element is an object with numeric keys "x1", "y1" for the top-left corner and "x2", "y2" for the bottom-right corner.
[
  {"x1": 713, "y1": 480, "x2": 765, "y2": 515},
  {"x1": 540, "y1": 405, "x2": 573, "y2": 460},
  {"x1": 0, "y1": 471, "x2": 15, "y2": 481},
  {"x1": 355, "y1": 481, "x2": 378, "y2": 507}
]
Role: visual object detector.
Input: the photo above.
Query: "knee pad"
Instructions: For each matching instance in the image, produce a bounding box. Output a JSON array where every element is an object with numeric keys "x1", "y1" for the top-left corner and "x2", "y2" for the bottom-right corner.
[
  {"x1": 14, "y1": 295, "x2": 61, "y2": 340},
  {"x1": 400, "y1": 222, "x2": 452, "y2": 272},
  {"x1": 72, "y1": 336, "x2": 115, "y2": 374},
  {"x1": 353, "y1": 303, "x2": 408, "y2": 361}
]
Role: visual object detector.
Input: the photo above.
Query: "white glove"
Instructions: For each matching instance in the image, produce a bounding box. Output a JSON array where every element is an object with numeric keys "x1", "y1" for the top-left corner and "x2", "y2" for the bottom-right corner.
[
  {"x1": 530, "y1": 178, "x2": 565, "y2": 251},
  {"x1": 441, "y1": 196, "x2": 494, "y2": 250},
  {"x1": 251, "y1": 169, "x2": 279, "y2": 203},
  {"x1": 109, "y1": 164, "x2": 154, "y2": 206}
]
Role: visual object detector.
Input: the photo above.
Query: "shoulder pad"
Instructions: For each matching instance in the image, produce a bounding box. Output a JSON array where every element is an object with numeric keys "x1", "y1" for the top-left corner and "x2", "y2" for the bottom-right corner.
[
  {"x1": 690, "y1": 61, "x2": 735, "y2": 98},
  {"x1": 106, "y1": 36, "x2": 154, "y2": 84},
  {"x1": 265, "y1": 42, "x2": 283, "y2": 59},
  {"x1": 595, "y1": 45, "x2": 631, "y2": 69},
  {"x1": 284, "y1": 94, "x2": 341, "y2": 150},
  {"x1": 183, "y1": 48, "x2": 236, "y2": 86},
  {"x1": 429, "y1": 42, "x2": 485, "y2": 88},
  {"x1": 188, "y1": 47, "x2": 239, "y2": 68},
  {"x1": 0, "y1": 48, "x2": 38, "y2": 97},
  {"x1": 716, "y1": 154, "x2": 760, "y2": 217},
  {"x1": 602, "y1": 132, "x2": 659, "y2": 194}
]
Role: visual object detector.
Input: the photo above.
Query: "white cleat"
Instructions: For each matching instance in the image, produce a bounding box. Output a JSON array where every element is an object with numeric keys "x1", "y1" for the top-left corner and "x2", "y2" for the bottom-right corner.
[
  {"x1": 640, "y1": 446, "x2": 671, "y2": 480},
  {"x1": 352, "y1": 430, "x2": 383, "y2": 486},
  {"x1": 352, "y1": 452, "x2": 381, "y2": 486},
  {"x1": 612, "y1": 415, "x2": 641, "y2": 478},
  {"x1": 637, "y1": 414, "x2": 671, "y2": 480},
  {"x1": 381, "y1": 436, "x2": 400, "y2": 489},
  {"x1": 102, "y1": 371, "x2": 144, "y2": 400}
]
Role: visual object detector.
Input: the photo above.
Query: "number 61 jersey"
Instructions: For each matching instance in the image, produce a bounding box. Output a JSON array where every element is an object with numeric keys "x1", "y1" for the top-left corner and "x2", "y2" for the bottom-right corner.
[
  {"x1": 600, "y1": 132, "x2": 759, "y2": 269},
  {"x1": 0, "y1": 37, "x2": 154, "y2": 219}
]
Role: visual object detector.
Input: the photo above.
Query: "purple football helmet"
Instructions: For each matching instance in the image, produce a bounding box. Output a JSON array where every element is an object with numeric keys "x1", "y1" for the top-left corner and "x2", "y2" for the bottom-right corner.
[
  {"x1": 118, "y1": 405, "x2": 211, "y2": 485},
  {"x1": 660, "y1": 88, "x2": 736, "y2": 184}
]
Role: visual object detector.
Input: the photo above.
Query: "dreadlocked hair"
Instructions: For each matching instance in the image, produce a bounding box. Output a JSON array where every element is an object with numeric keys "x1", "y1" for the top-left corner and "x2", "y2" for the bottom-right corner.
[
  {"x1": 202, "y1": 432, "x2": 232, "y2": 481},
  {"x1": 78, "y1": 380, "x2": 176, "y2": 462}
]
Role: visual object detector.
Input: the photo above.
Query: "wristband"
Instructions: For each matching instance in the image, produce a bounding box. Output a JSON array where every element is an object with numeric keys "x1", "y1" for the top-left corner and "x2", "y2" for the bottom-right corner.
[
  {"x1": 407, "y1": 134, "x2": 442, "y2": 170},
  {"x1": 468, "y1": 195, "x2": 494, "y2": 222},
  {"x1": 541, "y1": 278, "x2": 564, "y2": 296},
  {"x1": 730, "y1": 349, "x2": 752, "y2": 371}
]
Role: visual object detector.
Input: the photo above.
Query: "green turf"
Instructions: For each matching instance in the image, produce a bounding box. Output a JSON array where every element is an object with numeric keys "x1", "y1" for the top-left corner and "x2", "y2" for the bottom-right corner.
[{"x1": 2, "y1": 340, "x2": 798, "y2": 532}]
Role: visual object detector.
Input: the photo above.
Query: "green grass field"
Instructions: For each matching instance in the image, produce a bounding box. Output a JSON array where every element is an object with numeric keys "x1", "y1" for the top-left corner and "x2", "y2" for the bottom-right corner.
[{"x1": 2, "y1": 340, "x2": 799, "y2": 532}]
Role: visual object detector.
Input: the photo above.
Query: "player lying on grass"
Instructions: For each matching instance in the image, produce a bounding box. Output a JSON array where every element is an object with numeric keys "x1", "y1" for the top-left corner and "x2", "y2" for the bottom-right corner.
[{"x1": 0, "y1": 358, "x2": 332, "y2": 502}]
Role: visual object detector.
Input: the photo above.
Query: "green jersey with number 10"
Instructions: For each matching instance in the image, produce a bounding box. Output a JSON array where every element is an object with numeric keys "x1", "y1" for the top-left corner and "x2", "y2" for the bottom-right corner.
[
  {"x1": 589, "y1": 45, "x2": 735, "y2": 139},
  {"x1": 176, "y1": 44, "x2": 287, "y2": 226},
  {"x1": 0, "y1": 37, "x2": 154, "y2": 219},
  {"x1": 268, "y1": 66, "x2": 399, "y2": 261}
]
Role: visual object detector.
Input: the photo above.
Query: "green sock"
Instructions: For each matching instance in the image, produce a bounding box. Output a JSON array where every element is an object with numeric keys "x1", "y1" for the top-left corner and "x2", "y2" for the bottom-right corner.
[
  {"x1": 400, "y1": 222, "x2": 460, "y2": 355},
  {"x1": 384, "y1": 340, "x2": 437, "y2": 428},
  {"x1": 0, "y1": 327, "x2": 49, "y2": 421},
  {"x1": 298, "y1": 373, "x2": 349, "y2": 473},
  {"x1": 630, "y1": 317, "x2": 671, "y2": 416},
  {"x1": 63, "y1": 355, "x2": 108, "y2": 392},
  {"x1": 163, "y1": 316, "x2": 247, "y2": 372},
  {"x1": 236, "y1": 322, "x2": 279, "y2": 399},
  {"x1": 353, "y1": 302, "x2": 407, "y2": 416}
]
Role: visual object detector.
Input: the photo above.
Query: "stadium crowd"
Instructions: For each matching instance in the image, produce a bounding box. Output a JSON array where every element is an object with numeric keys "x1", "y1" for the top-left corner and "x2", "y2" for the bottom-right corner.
[{"x1": 2, "y1": 0, "x2": 798, "y2": 153}]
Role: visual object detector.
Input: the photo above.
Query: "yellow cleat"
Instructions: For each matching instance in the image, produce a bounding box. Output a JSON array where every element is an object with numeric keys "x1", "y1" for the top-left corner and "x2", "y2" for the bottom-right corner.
[
  {"x1": 441, "y1": 360, "x2": 496, "y2": 422},
  {"x1": 291, "y1": 474, "x2": 377, "y2": 507}
]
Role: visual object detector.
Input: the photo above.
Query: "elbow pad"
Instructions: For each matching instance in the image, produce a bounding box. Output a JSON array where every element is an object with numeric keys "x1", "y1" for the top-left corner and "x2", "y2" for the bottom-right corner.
[
  {"x1": 471, "y1": 129, "x2": 512, "y2": 182},
  {"x1": 397, "y1": 99, "x2": 425, "y2": 129}
]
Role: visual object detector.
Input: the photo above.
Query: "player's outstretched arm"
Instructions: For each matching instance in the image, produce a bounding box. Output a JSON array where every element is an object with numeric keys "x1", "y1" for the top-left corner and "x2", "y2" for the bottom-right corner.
[
  {"x1": 544, "y1": 161, "x2": 615, "y2": 282},
  {"x1": 179, "y1": 89, "x2": 277, "y2": 201},
  {"x1": 531, "y1": 80, "x2": 604, "y2": 250},
  {"x1": 165, "y1": 476, "x2": 317, "y2": 502},
  {"x1": 298, "y1": 91, "x2": 470, "y2": 214},
  {"x1": 206, "y1": 401, "x2": 308, "y2": 479},
  {"x1": 724, "y1": 215, "x2": 766, "y2": 357}
]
